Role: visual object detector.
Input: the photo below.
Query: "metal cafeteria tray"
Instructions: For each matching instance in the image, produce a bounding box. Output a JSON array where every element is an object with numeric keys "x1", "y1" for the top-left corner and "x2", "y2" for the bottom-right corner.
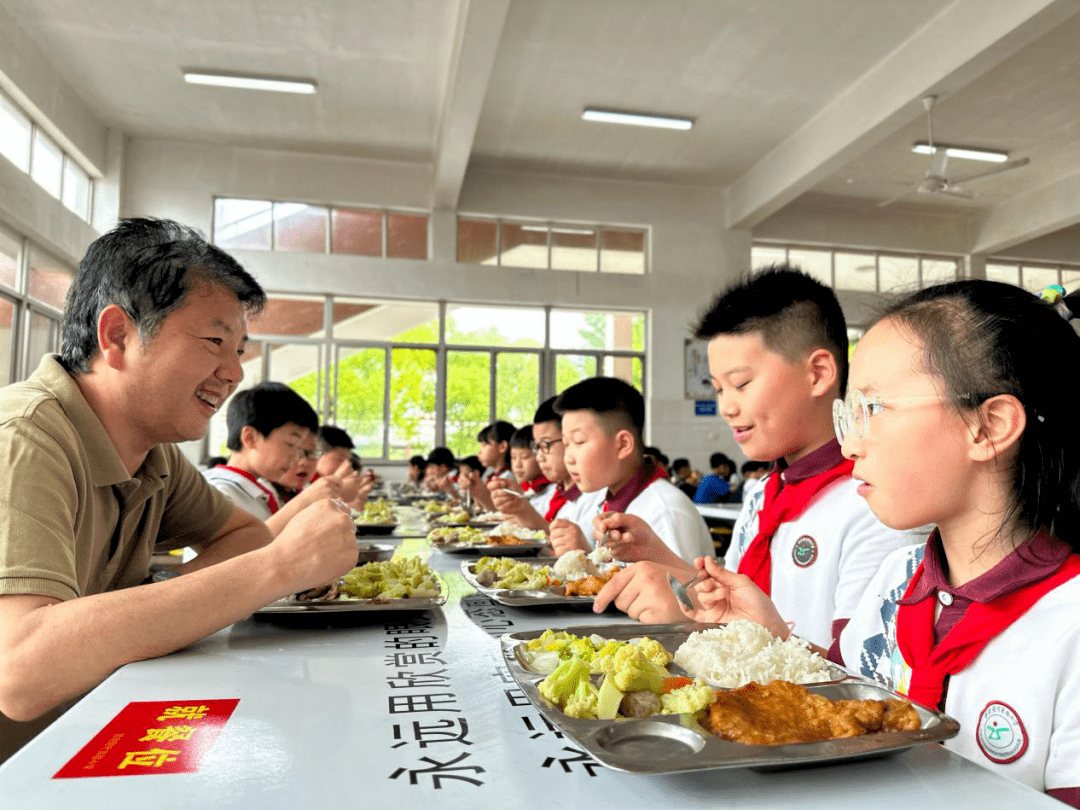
[
  {"x1": 255, "y1": 573, "x2": 447, "y2": 614},
  {"x1": 437, "y1": 538, "x2": 548, "y2": 557},
  {"x1": 461, "y1": 558, "x2": 600, "y2": 605},
  {"x1": 500, "y1": 622, "x2": 960, "y2": 774}
]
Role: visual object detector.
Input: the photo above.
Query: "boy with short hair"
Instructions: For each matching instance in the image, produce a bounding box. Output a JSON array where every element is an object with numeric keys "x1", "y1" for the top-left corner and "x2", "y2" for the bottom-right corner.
[
  {"x1": 205, "y1": 382, "x2": 353, "y2": 536},
  {"x1": 594, "y1": 266, "x2": 912, "y2": 647},
  {"x1": 424, "y1": 446, "x2": 457, "y2": 493},
  {"x1": 509, "y1": 424, "x2": 552, "y2": 514},
  {"x1": 692, "y1": 451, "x2": 734, "y2": 503},
  {"x1": 314, "y1": 425, "x2": 354, "y2": 480},
  {"x1": 550, "y1": 376, "x2": 713, "y2": 565}
]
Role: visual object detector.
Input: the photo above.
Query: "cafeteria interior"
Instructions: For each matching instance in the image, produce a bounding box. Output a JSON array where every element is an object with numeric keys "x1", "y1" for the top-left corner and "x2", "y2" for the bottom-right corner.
[{"x1": 2, "y1": 1, "x2": 1080, "y2": 807}]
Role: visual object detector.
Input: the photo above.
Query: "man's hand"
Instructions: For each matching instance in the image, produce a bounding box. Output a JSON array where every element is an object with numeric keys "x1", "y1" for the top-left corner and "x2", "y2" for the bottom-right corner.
[
  {"x1": 549, "y1": 518, "x2": 591, "y2": 556},
  {"x1": 592, "y1": 560, "x2": 694, "y2": 623},
  {"x1": 592, "y1": 512, "x2": 683, "y2": 566},
  {"x1": 263, "y1": 499, "x2": 358, "y2": 592}
]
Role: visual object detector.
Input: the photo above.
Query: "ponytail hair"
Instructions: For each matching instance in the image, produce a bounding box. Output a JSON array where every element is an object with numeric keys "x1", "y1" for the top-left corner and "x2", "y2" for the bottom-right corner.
[{"x1": 882, "y1": 280, "x2": 1080, "y2": 549}]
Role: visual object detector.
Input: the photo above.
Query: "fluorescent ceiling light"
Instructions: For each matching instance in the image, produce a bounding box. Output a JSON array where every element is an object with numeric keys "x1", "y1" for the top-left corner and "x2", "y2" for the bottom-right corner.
[
  {"x1": 183, "y1": 71, "x2": 316, "y2": 94},
  {"x1": 911, "y1": 142, "x2": 1008, "y2": 163},
  {"x1": 582, "y1": 108, "x2": 693, "y2": 131},
  {"x1": 520, "y1": 225, "x2": 595, "y2": 235}
]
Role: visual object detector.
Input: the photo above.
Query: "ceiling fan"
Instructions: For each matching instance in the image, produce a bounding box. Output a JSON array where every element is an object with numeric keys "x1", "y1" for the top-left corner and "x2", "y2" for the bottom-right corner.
[{"x1": 878, "y1": 95, "x2": 1030, "y2": 208}]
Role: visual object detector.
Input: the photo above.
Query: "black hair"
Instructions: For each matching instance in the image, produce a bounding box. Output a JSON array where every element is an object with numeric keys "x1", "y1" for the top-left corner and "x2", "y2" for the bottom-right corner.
[
  {"x1": 644, "y1": 446, "x2": 669, "y2": 466},
  {"x1": 694, "y1": 264, "x2": 849, "y2": 395},
  {"x1": 511, "y1": 425, "x2": 534, "y2": 449},
  {"x1": 458, "y1": 455, "x2": 485, "y2": 474},
  {"x1": 427, "y1": 447, "x2": 456, "y2": 469},
  {"x1": 882, "y1": 280, "x2": 1080, "y2": 548},
  {"x1": 477, "y1": 420, "x2": 515, "y2": 468},
  {"x1": 741, "y1": 460, "x2": 770, "y2": 475},
  {"x1": 408, "y1": 454, "x2": 428, "y2": 469},
  {"x1": 671, "y1": 457, "x2": 691, "y2": 472},
  {"x1": 61, "y1": 218, "x2": 265, "y2": 374},
  {"x1": 317, "y1": 425, "x2": 355, "y2": 452},
  {"x1": 554, "y1": 377, "x2": 645, "y2": 451},
  {"x1": 710, "y1": 452, "x2": 734, "y2": 470},
  {"x1": 205, "y1": 455, "x2": 227, "y2": 469},
  {"x1": 533, "y1": 396, "x2": 561, "y2": 427},
  {"x1": 224, "y1": 382, "x2": 318, "y2": 451}
]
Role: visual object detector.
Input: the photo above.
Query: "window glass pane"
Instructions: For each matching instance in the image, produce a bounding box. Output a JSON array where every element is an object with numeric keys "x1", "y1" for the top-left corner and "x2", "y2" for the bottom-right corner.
[
  {"x1": 600, "y1": 228, "x2": 646, "y2": 274},
  {"x1": 786, "y1": 249, "x2": 832, "y2": 286},
  {"x1": 446, "y1": 350, "x2": 491, "y2": 458},
  {"x1": 62, "y1": 158, "x2": 91, "y2": 219},
  {"x1": 549, "y1": 309, "x2": 644, "y2": 351},
  {"x1": 878, "y1": 255, "x2": 919, "y2": 294},
  {"x1": 214, "y1": 198, "x2": 272, "y2": 250},
  {"x1": 30, "y1": 130, "x2": 63, "y2": 198},
  {"x1": 0, "y1": 225, "x2": 18, "y2": 288},
  {"x1": 922, "y1": 259, "x2": 958, "y2": 286},
  {"x1": 1021, "y1": 265, "x2": 1059, "y2": 295},
  {"x1": 603, "y1": 355, "x2": 644, "y2": 392},
  {"x1": 27, "y1": 247, "x2": 73, "y2": 309},
  {"x1": 331, "y1": 208, "x2": 382, "y2": 256},
  {"x1": 0, "y1": 295, "x2": 15, "y2": 384},
  {"x1": 267, "y1": 344, "x2": 323, "y2": 416},
  {"x1": 751, "y1": 245, "x2": 787, "y2": 268},
  {"x1": 206, "y1": 356, "x2": 266, "y2": 457},
  {"x1": 26, "y1": 311, "x2": 59, "y2": 373},
  {"x1": 499, "y1": 222, "x2": 547, "y2": 269},
  {"x1": 554, "y1": 353, "x2": 597, "y2": 394},
  {"x1": 333, "y1": 346, "x2": 386, "y2": 459},
  {"x1": 333, "y1": 298, "x2": 439, "y2": 343},
  {"x1": 0, "y1": 95, "x2": 31, "y2": 171},
  {"x1": 834, "y1": 251, "x2": 877, "y2": 292},
  {"x1": 389, "y1": 348, "x2": 436, "y2": 460},
  {"x1": 986, "y1": 263, "x2": 1020, "y2": 286},
  {"x1": 273, "y1": 203, "x2": 327, "y2": 252},
  {"x1": 249, "y1": 295, "x2": 325, "y2": 337},
  {"x1": 445, "y1": 304, "x2": 545, "y2": 348},
  {"x1": 457, "y1": 218, "x2": 497, "y2": 264},
  {"x1": 1062, "y1": 269, "x2": 1080, "y2": 290},
  {"x1": 551, "y1": 225, "x2": 598, "y2": 272},
  {"x1": 386, "y1": 213, "x2": 428, "y2": 260},
  {"x1": 496, "y1": 352, "x2": 539, "y2": 427}
]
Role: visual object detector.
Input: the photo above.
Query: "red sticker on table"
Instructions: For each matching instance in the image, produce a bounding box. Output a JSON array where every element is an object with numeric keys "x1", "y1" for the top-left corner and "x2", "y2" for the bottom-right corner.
[{"x1": 53, "y1": 699, "x2": 239, "y2": 778}]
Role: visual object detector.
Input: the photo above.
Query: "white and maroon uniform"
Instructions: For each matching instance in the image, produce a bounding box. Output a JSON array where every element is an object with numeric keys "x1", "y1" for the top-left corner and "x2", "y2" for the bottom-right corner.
[
  {"x1": 600, "y1": 462, "x2": 714, "y2": 564},
  {"x1": 839, "y1": 533, "x2": 1080, "y2": 800},
  {"x1": 202, "y1": 465, "x2": 279, "y2": 521},
  {"x1": 726, "y1": 441, "x2": 914, "y2": 650}
]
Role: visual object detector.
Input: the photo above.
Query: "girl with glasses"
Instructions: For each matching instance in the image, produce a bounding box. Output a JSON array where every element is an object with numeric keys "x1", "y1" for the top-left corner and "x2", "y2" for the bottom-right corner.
[{"x1": 682, "y1": 281, "x2": 1080, "y2": 803}]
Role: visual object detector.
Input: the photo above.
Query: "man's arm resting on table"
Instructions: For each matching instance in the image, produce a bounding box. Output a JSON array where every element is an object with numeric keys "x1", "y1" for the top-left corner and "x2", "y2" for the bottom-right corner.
[
  {"x1": 0, "y1": 500, "x2": 355, "y2": 721},
  {"x1": 176, "y1": 505, "x2": 273, "y2": 573}
]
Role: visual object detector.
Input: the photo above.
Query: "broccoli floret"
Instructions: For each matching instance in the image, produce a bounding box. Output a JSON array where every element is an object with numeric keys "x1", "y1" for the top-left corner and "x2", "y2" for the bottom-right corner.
[
  {"x1": 538, "y1": 655, "x2": 592, "y2": 708},
  {"x1": 661, "y1": 681, "x2": 717, "y2": 715}
]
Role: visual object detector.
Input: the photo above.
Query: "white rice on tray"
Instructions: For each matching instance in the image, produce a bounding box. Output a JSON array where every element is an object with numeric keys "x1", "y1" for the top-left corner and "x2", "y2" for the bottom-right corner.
[{"x1": 673, "y1": 620, "x2": 832, "y2": 688}]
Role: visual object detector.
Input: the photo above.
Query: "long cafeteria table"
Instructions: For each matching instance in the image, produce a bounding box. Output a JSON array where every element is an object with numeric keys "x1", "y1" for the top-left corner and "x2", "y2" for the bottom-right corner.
[{"x1": 0, "y1": 509, "x2": 1062, "y2": 809}]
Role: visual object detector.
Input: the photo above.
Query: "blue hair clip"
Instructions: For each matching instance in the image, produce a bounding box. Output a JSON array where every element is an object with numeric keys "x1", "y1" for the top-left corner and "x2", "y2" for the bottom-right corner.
[{"x1": 1040, "y1": 284, "x2": 1065, "y2": 304}]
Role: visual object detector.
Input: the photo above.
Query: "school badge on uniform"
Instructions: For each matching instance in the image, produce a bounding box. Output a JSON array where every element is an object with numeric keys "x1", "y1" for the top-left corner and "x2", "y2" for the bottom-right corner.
[
  {"x1": 976, "y1": 701, "x2": 1028, "y2": 764},
  {"x1": 791, "y1": 535, "x2": 818, "y2": 567}
]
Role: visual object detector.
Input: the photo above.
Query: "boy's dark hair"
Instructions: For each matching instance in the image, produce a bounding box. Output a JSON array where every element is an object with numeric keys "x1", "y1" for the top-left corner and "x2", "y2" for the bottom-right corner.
[
  {"x1": 671, "y1": 457, "x2": 690, "y2": 473},
  {"x1": 883, "y1": 279, "x2": 1080, "y2": 549},
  {"x1": 533, "y1": 396, "x2": 561, "y2": 426},
  {"x1": 459, "y1": 455, "x2": 485, "y2": 474},
  {"x1": 741, "y1": 460, "x2": 770, "y2": 475},
  {"x1": 224, "y1": 382, "x2": 318, "y2": 451},
  {"x1": 427, "y1": 447, "x2": 456, "y2": 468},
  {"x1": 61, "y1": 218, "x2": 265, "y2": 374},
  {"x1": 317, "y1": 425, "x2": 355, "y2": 452},
  {"x1": 205, "y1": 455, "x2": 227, "y2": 469},
  {"x1": 554, "y1": 377, "x2": 645, "y2": 448},
  {"x1": 710, "y1": 452, "x2": 734, "y2": 470},
  {"x1": 408, "y1": 454, "x2": 428, "y2": 469},
  {"x1": 511, "y1": 425, "x2": 534, "y2": 449},
  {"x1": 644, "y1": 446, "x2": 668, "y2": 466},
  {"x1": 694, "y1": 264, "x2": 849, "y2": 394}
]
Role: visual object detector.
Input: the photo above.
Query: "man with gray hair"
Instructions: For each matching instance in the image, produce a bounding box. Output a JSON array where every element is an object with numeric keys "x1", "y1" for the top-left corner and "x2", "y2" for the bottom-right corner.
[{"x1": 0, "y1": 219, "x2": 358, "y2": 724}]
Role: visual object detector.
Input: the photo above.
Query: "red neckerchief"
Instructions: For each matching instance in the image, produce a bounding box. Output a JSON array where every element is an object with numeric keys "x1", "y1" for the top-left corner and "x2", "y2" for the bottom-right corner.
[
  {"x1": 602, "y1": 460, "x2": 667, "y2": 513},
  {"x1": 216, "y1": 465, "x2": 281, "y2": 514},
  {"x1": 544, "y1": 483, "x2": 581, "y2": 522},
  {"x1": 736, "y1": 457, "x2": 854, "y2": 595},
  {"x1": 896, "y1": 548, "x2": 1080, "y2": 710},
  {"x1": 521, "y1": 474, "x2": 551, "y2": 493}
]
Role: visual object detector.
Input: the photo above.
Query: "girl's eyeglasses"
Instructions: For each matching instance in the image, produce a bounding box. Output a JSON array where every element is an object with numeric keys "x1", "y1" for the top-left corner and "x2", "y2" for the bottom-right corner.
[{"x1": 833, "y1": 389, "x2": 996, "y2": 443}]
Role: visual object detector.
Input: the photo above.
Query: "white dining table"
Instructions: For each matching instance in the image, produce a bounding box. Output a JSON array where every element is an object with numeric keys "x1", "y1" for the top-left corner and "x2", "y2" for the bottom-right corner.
[{"x1": 0, "y1": 515, "x2": 1063, "y2": 810}]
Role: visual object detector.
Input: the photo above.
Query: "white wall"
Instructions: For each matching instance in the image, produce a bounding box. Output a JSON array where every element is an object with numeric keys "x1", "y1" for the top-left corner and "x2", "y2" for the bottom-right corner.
[{"x1": 122, "y1": 138, "x2": 752, "y2": 469}]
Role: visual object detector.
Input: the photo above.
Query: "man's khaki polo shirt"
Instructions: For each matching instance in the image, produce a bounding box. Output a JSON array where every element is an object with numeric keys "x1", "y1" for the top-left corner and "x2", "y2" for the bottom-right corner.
[{"x1": 0, "y1": 355, "x2": 235, "y2": 600}]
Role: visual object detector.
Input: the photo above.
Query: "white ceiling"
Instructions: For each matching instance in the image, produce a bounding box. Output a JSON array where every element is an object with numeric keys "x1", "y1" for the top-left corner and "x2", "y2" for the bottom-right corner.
[{"x1": 5, "y1": 0, "x2": 1080, "y2": 256}]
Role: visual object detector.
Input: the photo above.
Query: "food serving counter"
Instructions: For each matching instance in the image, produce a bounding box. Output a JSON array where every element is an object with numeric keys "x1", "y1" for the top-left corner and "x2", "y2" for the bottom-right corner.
[{"x1": 0, "y1": 515, "x2": 1062, "y2": 809}]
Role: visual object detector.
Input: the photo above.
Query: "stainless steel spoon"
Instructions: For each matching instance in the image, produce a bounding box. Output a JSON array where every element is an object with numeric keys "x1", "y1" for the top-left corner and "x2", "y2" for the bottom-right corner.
[{"x1": 667, "y1": 569, "x2": 709, "y2": 612}]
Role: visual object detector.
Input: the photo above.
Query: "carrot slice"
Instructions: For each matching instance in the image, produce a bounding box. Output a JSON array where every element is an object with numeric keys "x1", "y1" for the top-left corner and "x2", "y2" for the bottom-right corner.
[{"x1": 662, "y1": 676, "x2": 694, "y2": 694}]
